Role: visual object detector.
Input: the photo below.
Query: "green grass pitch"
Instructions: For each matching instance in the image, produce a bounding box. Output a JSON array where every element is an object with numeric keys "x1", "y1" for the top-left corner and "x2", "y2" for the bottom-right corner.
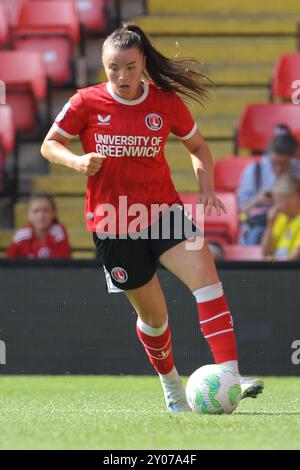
[{"x1": 0, "y1": 376, "x2": 299, "y2": 450}]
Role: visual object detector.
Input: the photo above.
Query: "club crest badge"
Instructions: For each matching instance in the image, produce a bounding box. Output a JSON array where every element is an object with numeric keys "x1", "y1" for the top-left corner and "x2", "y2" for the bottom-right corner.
[
  {"x1": 111, "y1": 267, "x2": 128, "y2": 283},
  {"x1": 145, "y1": 113, "x2": 163, "y2": 131}
]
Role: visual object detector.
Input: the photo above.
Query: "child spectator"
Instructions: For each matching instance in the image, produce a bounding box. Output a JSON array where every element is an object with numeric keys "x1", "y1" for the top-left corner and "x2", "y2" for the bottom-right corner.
[
  {"x1": 6, "y1": 192, "x2": 71, "y2": 258},
  {"x1": 261, "y1": 174, "x2": 300, "y2": 260}
]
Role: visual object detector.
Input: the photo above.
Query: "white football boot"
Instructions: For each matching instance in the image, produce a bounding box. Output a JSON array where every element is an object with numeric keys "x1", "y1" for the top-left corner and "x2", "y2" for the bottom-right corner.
[
  {"x1": 239, "y1": 376, "x2": 264, "y2": 399},
  {"x1": 159, "y1": 376, "x2": 191, "y2": 412}
]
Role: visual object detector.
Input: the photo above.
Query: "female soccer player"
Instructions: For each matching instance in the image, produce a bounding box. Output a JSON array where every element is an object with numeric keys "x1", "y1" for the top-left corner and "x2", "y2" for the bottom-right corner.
[{"x1": 41, "y1": 23, "x2": 263, "y2": 411}]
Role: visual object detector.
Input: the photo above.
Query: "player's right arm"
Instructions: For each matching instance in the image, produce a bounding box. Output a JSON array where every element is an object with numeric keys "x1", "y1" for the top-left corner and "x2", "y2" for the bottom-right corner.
[{"x1": 41, "y1": 126, "x2": 106, "y2": 177}]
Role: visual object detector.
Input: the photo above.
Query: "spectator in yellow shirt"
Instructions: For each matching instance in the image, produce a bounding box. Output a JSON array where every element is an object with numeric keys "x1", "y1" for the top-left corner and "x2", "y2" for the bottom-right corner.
[{"x1": 261, "y1": 174, "x2": 300, "y2": 260}]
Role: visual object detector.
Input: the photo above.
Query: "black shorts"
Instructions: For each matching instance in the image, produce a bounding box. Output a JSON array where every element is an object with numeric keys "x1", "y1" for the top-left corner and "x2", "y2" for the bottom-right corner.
[{"x1": 92, "y1": 204, "x2": 202, "y2": 293}]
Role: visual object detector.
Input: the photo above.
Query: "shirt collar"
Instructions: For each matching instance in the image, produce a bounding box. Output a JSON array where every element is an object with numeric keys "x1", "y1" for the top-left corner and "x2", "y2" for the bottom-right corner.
[{"x1": 106, "y1": 81, "x2": 149, "y2": 106}]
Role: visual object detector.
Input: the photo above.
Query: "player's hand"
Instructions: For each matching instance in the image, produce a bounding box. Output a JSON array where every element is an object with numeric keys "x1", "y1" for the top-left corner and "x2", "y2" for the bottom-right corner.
[
  {"x1": 74, "y1": 152, "x2": 106, "y2": 176},
  {"x1": 197, "y1": 191, "x2": 227, "y2": 216},
  {"x1": 255, "y1": 190, "x2": 273, "y2": 205}
]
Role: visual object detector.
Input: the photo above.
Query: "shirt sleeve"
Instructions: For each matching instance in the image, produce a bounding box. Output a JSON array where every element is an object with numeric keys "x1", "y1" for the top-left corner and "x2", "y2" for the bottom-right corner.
[
  {"x1": 53, "y1": 92, "x2": 85, "y2": 139},
  {"x1": 169, "y1": 93, "x2": 197, "y2": 140},
  {"x1": 236, "y1": 163, "x2": 257, "y2": 210},
  {"x1": 49, "y1": 224, "x2": 72, "y2": 258},
  {"x1": 51, "y1": 239, "x2": 72, "y2": 258},
  {"x1": 5, "y1": 241, "x2": 19, "y2": 258}
]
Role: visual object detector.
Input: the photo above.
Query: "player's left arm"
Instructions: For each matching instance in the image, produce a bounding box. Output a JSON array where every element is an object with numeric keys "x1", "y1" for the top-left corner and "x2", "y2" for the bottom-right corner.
[{"x1": 182, "y1": 129, "x2": 227, "y2": 215}]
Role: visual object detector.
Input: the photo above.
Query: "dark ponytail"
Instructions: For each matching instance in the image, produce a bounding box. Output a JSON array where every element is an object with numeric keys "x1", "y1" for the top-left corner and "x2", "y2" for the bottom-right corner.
[{"x1": 102, "y1": 23, "x2": 213, "y2": 103}]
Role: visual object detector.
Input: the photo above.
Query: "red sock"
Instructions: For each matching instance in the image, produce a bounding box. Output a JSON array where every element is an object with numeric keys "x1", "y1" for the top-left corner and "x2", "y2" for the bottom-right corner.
[
  {"x1": 136, "y1": 321, "x2": 175, "y2": 375},
  {"x1": 194, "y1": 283, "x2": 238, "y2": 363}
]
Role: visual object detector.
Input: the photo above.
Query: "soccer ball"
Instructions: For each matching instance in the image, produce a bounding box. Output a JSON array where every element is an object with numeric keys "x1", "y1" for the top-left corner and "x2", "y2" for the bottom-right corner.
[{"x1": 186, "y1": 364, "x2": 242, "y2": 415}]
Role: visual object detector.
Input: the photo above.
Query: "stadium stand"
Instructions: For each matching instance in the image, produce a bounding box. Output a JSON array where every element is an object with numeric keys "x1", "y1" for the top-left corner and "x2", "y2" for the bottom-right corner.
[
  {"x1": 223, "y1": 244, "x2": 263, "y2": 261},
  {"x1": 0, "y1": 1, "x2": 9, "y2": 48},
  {"x1": 129, "y1": 0, "x2": 300, "y2": 178},
  {"x1": 76, "y1": 0, "x2": 110, "y2": 34},
  {"x1": 235, "y1": 103, "x2": 300, "y2": 154},
  {"x1": 180, "y1": 192, "x2": 239, "y2": 244},
  {"x1": 214, "y1": 156, "x2": 262, "y2": 193},
  {"x1": 0, "y1": 50, "x2": 49, "y2": 134},
  {"x1": 0, "y1": 104, "x2": 16, "y2": 229},
  {"x1": 0, "y1": 105, "x2": 15, "y2": 195},
  {"x1": 271, "y1": 52, "x2": 300, "y2": 101},
  {"x1": 0, "y1": 230, "x2": 12, "y2": 256},
  {"x1": 12, "y1": 1, "x2": 82, "y2": 86},
  {"x1": 1, "y1": 0, "x2": 27, "y2": 27},
  {"x1": 2, "y1": 0, "x2": 300, "y2": 259},
  {"x1": 0, "y1": 105, "x2": 15, "y2": 157},
  {"x1": 146, "y1": 0, "x2": 300, "y2": 15}
]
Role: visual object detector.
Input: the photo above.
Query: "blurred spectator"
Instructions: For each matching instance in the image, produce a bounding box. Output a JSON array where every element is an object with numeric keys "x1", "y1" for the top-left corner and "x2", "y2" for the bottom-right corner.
[
  {"x1": 261, "y1": 174, "x2": 300, "y2": 260},
  {"x1": 6, "y1": 192, "x2": 71, "y2": 258},
  {"x1": 237, "y1": 133, "x2": 300, "y2": 245}
]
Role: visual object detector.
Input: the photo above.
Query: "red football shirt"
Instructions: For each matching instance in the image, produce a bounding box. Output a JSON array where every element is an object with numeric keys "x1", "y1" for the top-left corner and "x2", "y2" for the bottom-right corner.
[
  {"x1": 54, "y1": 81, "x2": 197, "y2": 234},
  {"x1": 6, "y1": 223, "x2": 71, "y2": 259}
]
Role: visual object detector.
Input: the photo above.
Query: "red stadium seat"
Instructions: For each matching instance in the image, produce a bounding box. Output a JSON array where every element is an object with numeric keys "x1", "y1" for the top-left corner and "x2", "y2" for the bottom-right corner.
[
  {"x1": 236, "y1": 103, "x2": 300, "y2": 154},
  {"x1": 12, "y1": 1, "x2": 80, "y2": 85},
  {"x1": 214, "y1": 156, "x2": 262, "y2": 193},
  {"x1": 0, "y1": 50, "x2": 47, "y2": 133},
  {"x1": 272, "y1": 53, "x2": 300, "y2": 101},
  {"x1": 224, "y1": 245, "x2": 263, "y2": 261},
  {"x1": 1, "y1": 0, "x2": 27, "y2": 27},
  {"x1": 180, "y1": 192, "x2": 239, "y2": 244},
  {"x1": 0, "y1": 144, "x2": 6, "y2": 194},
  {"x1": 0, "y1": 104, "x2": 15, "y2": 195},
  {"x1": 0, "y1": 2, "x2": 9, "y2": 48},
  {"x1": 0, "y1": 105, "x2": 15, "y2": 154},
  {"x1": 76, "y1": 0, "x2": 109, "y2": 33}
]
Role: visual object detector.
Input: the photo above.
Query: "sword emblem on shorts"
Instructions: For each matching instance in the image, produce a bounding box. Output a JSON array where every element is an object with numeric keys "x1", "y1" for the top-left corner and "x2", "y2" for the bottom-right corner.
[{"x1": 111, "y1": 267, "x2": 128, "y2": 283}]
